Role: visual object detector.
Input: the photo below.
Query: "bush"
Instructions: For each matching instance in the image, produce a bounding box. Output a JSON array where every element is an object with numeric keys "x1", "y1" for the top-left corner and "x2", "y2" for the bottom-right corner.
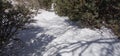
[
  {"x1": 13, "y1": 0, "x2": 53, "y2": 10},
  {"x1": 0, "y1": 0, "x2": 34, "y2": 48},
  {"x1": 13, "y1": 0, "x2": 40, "y2": 9},
  {"x1": 54, "y1": 0, "x2": 120, "y2": 38},
  {"x1": 38, "y1": 0, "x2": 53, "y2": 10}
]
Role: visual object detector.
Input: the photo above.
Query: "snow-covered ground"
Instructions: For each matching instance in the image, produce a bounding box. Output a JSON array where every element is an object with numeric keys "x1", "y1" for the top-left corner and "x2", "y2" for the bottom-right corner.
[{"x1": 16, "y1": 10, "x2": 120, "y2": 56}]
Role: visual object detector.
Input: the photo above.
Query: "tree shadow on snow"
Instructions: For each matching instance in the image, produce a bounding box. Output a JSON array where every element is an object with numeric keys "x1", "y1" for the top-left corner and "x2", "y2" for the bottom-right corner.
[
  {"x1": 64, "y1": 19, "x2": 78, "y2": 27},
  {"x1": 18, "y1": 26, "x2": 56, "y2": 56},
  {"x1": 2, "y1": 26, "x2": 56, "y2": 56},
  {"x1": 47, "y1": 38, "x2": 120, "y2": 56}
]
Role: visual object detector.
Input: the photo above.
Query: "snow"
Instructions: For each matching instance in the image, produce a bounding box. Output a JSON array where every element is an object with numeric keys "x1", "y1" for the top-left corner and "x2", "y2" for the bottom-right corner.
[{"x1": 17, "y1": 10, "x2": 120, "y2": 56}]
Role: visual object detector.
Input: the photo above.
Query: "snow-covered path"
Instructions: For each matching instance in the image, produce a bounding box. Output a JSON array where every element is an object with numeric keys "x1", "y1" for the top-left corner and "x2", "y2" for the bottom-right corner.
[{"x1": 17, "y1": 10, "x2": 120, "y2": 56}]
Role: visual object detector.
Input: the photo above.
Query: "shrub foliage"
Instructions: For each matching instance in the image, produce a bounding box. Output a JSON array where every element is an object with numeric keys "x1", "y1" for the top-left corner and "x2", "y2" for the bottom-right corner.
[
  {"x1": 54, "y1": 0, "x2": 120, "y2": 38},
  {"x1": 0, "y1": 0, "x2": 34, "y2": 48},
  {"x1": 14, "y1": 0, "x2": 53, "y2": 10},
  {"x1": 38, "y1": 0, "x2": 53, "y2": 10}
]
